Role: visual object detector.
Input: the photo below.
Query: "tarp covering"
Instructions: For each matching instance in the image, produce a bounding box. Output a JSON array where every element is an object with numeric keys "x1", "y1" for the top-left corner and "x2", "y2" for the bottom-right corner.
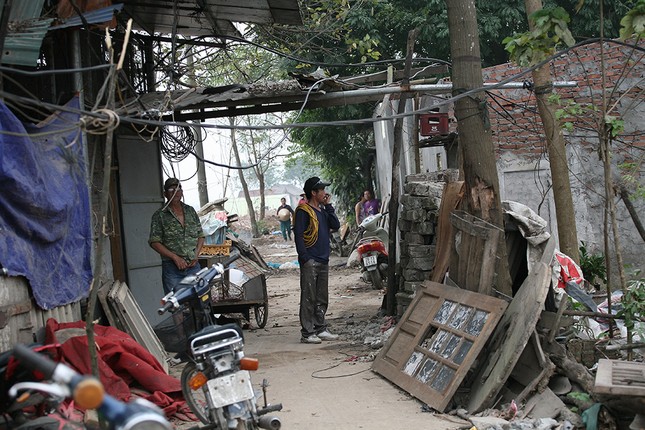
[
  {"x1": 44, "y1": 319, "x2": 194, "y2": 420},
  {"x1": 0, "y1": 97, "x2": 92, "y2": 309}
]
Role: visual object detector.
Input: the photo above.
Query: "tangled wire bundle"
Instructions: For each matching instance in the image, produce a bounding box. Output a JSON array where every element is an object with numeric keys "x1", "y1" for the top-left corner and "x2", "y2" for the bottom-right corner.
[{"x1": 160, "y1": 124, "x2": 197, "y2": 162}]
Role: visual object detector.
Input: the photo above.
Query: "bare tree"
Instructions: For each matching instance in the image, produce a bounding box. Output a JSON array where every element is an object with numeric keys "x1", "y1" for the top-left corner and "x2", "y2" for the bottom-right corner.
[{"x1": 230, "y1": 117, "x2": 260, "y2": 238}]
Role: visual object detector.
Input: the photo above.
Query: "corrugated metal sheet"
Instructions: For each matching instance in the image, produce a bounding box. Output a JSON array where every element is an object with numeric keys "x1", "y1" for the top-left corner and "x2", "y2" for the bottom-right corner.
[
  {"x1": 0, "y1": 0, "x2": 45, "y2": 20},
  {"x1": 50, "y1": 3, "x2": 124, "y2": 30},
  {"x1": 1, "y1": 18, "x2": 53, "y2": 66},
  {"x1": 0, "y1": 0, "x2": 51, "y2": 66}
]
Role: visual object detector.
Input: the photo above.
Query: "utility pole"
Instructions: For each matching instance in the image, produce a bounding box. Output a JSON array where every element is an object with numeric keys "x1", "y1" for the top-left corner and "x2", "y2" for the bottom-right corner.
[{"x1": 187, "y1": 47, "x2": 209, "y2": 207}]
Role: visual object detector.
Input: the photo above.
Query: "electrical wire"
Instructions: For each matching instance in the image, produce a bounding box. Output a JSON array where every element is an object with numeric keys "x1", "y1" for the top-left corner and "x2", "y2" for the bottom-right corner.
[
  {"x1": 311, "y1": 360, "x2": 372, "y2": 379},
  {"x1": 197, "y1": 34, "x2": 453, "y2": 70},
  {"x1": 160, "y1": 124, "x2": 197, "y2": 162}
]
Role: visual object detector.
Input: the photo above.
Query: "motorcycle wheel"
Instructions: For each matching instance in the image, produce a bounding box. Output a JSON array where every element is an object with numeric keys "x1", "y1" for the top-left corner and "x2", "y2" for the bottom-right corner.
[
  {"x1": 368, "y1": 270, "x2": 384, "y2": 290},
  {"x1": 181, "y1": 362, "x2": 227, "y2": 427}
]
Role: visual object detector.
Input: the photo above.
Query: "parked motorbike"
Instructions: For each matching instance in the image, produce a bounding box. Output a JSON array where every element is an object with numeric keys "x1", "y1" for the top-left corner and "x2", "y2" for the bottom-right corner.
[
  {"x1": 351, "y1": 212, "x2": 389, "y2": 290},
  {"x1": 157, "y1": 263, "x2": 282, "y2": 430},
  {"x1": 329, "y1": 224, "x2": 351, "y2": 258},
  {"x1": 6, "y1": 343, "x2": 171, "y2": 430}
]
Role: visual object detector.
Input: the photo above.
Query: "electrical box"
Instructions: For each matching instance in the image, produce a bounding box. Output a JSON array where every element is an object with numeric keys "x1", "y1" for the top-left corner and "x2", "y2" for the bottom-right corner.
[{"x1": 420, "y1": 113, "x2": 449, "y2": 136}]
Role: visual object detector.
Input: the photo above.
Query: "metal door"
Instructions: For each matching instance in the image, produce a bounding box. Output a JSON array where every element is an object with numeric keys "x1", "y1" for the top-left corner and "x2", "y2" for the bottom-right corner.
[{"x1": 116, "y1": 133, "x2": 165, "y2": 326}]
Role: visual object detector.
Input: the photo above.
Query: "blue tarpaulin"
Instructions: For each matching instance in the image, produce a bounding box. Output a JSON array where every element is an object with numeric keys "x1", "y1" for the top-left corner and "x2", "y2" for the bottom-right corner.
[{"x1": 0, "y1": 97, "x2": 92, "y2": 309}]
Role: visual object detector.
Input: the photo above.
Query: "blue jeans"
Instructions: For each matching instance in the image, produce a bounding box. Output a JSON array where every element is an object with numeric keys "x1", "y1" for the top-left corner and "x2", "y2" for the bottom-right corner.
[
  {"x1": 161, "y1": 259, "x2": 202, "y2": 294},
  {"x1": 279, "y1": 220, "x2": 292, "y2": 241},
  {"x1": 299, "y1": 259, "x2": 329, "y2": 337}
]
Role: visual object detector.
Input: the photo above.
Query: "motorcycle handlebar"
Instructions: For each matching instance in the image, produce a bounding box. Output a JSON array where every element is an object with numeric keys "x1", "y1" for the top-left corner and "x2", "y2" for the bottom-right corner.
[
  {"x1": 157, "y1": 300, "x2": 174, "y2": 315},
  {"x1": 13, "y1": 344, "x2": 57, "y2": 380},
  {"x1": 12, "y1": 344, "x2": 172, "y2": 430}
]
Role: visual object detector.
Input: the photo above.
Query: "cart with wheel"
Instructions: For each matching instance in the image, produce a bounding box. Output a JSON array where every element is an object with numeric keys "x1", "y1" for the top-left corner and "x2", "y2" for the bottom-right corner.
[
  {"x1": 210, "y1": 271, "x2": 269, "y2": 328},
  {"x1": 200, "y1": 243, "x2": 270, "y2": 328}
]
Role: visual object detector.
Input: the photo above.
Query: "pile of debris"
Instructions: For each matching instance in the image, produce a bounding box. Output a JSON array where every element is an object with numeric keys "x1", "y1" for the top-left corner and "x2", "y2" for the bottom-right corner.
[{"x1": 368, "y1": 175, "x2": 645, "y2": 430}]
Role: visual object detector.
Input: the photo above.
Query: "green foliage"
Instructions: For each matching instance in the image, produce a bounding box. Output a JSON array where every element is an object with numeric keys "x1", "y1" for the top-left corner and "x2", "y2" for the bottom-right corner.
[
  {"x1": 619, "y1": 0, "x2": 645, "y2": 40},
  {"x1": 551, "y1": 0, "x2": 634, "y2": 39},
  {"x1": 619, "y1": 162, "x2": 645, "y2": 200},
  {"x1": 567, "y1": 391, "x2": 592, "y2": 403},
  {"x1": 579, "y1": 241, "x2": 607, "y2": 287},
  {"x1": 617, "y1": 277, "x2": 645, "y2": 340},
  {"x1": 504, "y1": 7, "x2": 576, "y2": 67},
  {"x1": 288, "y1": 104, "x2": 375, "y2": 219},
  {"x1": 255, "y1": 219, "x2": 271, "y2": 235}
]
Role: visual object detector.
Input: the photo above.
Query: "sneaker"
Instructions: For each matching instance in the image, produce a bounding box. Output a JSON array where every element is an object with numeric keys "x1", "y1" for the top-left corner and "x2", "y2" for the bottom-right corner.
[
  {"x1": 317, "y1": 330, "x2": 339, "y2": 341},
  {"x1": 301, "y1": 335, "x2": 322, "y2": 344}
]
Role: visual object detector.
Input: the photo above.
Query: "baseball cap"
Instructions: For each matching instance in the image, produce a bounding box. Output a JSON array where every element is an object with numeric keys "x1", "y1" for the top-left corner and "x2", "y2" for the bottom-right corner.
[
  {"x1": 164, "y1": 177, "x2": 180, "y2": 191},
  {"x1": 303, "y1": 176, "x2": 331, "y2": 194}
]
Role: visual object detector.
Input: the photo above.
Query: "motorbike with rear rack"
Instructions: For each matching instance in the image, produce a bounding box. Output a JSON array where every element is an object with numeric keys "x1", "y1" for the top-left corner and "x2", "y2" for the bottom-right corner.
[{"x1": 156, "y1": 259, "x2": 282, "y2": 430}]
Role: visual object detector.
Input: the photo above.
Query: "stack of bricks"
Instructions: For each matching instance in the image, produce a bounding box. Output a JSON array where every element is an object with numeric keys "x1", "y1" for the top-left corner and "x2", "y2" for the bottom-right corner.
[{"x1": 396, "y1": 170, "x2": 459, "y2": 316}]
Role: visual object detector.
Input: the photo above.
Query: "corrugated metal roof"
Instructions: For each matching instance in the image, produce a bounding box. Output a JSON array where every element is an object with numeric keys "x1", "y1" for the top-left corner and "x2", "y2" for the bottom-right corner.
[
  {"x1": 0, "y1": 0, "x2": 52, "y2": 67},
  {"x1": 0, "y1": 0, "x2": 46, "y2": 20},
  {"x1": 119, "y1": 0, "x2": 302, "y2": 37},
  {"x1": 50, "y1": 3, "x2": 124, "y2": 30}
]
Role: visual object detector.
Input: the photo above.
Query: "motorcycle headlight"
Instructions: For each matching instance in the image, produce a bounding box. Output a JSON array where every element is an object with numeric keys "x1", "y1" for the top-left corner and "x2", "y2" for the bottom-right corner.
[
  {"x1": 120, "y1": 413, "x2": 172, "y2": 430},
  {"x1": 118, "y1": 399, "x2": 172, "y2": 430}
]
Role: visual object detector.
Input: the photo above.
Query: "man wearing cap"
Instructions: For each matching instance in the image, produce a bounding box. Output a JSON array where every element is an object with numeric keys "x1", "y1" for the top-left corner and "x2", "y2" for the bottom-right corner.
[
  {"x1": 149, "y1": 178, "x2": 205, "y2": 294},
  {"x1": 294, "y1": 176, "x2": 341, "y2": 344}
]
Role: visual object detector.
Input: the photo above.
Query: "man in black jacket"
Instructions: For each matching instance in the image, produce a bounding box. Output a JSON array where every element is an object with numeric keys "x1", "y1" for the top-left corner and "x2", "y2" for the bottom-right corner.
[{"x1": 293, "y1": 177, "x2": 341, "y2": 344}]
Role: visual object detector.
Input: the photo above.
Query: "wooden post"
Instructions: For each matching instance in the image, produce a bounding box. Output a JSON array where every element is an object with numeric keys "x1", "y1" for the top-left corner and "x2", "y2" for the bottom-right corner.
[{"x1": 386, "y1": 28, "x2": 418, "y2": 316}]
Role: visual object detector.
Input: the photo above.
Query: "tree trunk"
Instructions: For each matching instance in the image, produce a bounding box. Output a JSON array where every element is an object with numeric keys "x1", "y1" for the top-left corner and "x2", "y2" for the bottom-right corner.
[
  {"x1": 249, "y1": 129, "x2": 266, "y2": 221},
  {"x1": 618, "y1": 184, "x2": 645, "y2": 242},
  {"x1": 230, "y1": 117, "x2": 259, "y2": 237},
  {"x1": 446, "y1": 0, "x2": 512, "y2": 296},
  {"x1": 258, "y1": 172, "x2": 266, "y2": 221},
  {"x1": 524, "y1": 0, "x2": 580, "y2": 264}
]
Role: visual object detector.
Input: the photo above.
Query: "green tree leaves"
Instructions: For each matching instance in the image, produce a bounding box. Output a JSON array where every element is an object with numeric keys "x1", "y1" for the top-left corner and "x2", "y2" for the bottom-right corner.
[
  {"x1": 619, "y1": 0, "x2": 645, "y2": 40},
  {"x1": 504, "y1": 7, "x2": 576, "y2": 67}
]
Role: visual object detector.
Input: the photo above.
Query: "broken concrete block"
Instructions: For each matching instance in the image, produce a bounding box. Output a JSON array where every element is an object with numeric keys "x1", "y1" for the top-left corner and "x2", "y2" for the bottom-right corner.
[{"x1": 469, "y1": 416, "x2": 510, "y2": 429}]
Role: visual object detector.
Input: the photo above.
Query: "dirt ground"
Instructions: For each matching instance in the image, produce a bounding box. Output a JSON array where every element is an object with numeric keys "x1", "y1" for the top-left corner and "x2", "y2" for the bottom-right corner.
[{"x1": 171, "y1": 235, "x2": 469, "y2": 429}]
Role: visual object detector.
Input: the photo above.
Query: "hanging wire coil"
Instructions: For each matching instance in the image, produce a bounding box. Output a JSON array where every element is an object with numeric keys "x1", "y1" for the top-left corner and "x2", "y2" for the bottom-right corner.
[{"x1": 160, "y1": 124, "x2": 197, "y2": 162}]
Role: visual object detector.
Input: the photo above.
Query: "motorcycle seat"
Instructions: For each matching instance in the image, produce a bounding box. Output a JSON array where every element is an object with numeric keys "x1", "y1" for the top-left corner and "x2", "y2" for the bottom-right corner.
[{"x1": 189, "y1": 323, "x2": 243, "y2": 346}]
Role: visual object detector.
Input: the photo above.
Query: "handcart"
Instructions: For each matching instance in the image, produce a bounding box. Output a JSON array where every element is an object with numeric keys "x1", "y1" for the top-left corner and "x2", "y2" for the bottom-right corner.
[{"x1": 200, "y1": 241, "x2": 270, "y2": 328}]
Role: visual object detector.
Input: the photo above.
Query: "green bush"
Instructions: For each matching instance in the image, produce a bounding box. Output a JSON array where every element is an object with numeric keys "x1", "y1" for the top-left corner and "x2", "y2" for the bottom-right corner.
[{"x1": 579, "y1": 241, "x2": 607, "y2": 288}]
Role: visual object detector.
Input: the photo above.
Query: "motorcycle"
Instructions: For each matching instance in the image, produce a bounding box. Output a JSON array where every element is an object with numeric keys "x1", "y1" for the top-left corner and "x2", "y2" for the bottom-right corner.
[
  {"x1": 157, "y1": 263, "x2": 281, "y2": 430},
  {"x1": 329, "y1": 224, "x2": 351, "y2": 258},
  {"x1": 350, "y1": 212, "x2": 389, "y2": 290},
  {"x1": 6, "y1": 343, "x2": 172, "y2": 430}
]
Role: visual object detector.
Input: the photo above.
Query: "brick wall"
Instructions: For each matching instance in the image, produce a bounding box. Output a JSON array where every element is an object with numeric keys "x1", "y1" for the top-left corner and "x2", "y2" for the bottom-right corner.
[{"x1": 480, "y1": 41, "x2": 645, "y2": 161}]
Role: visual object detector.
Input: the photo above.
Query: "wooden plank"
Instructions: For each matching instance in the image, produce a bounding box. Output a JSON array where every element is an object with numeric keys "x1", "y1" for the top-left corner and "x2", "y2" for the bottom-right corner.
[
  {"x1": 478, "y1": 225, "x2": 502, "y2": 296},
  {"x1": 456, "y1": 231, "x2": 471, "y2": 289},
  {"x1": 467, "y1": 262, "x2": 551, "y2": 412},
  {"x1": 109, "y1": 282, "x2": 169, "y2": 373},
  {"x1": 463, "y1": 233, "x2": 480, "y2": 292},
  {"x1": 372, "y1": 281, "x2": 507, "y2": 412},
  {"x1": 431, "y1": 182, "x2": 464, "y2": 283},
  {"x1": 98, "y1": 281, "x2": 122, "y2": 330},
  {"x1": 450, "y1": 211, "x2": 499, "y2": 239},
  {"x1": 449, "y1": 210, "x2": 503, "y2": 294},
  {"x1": 505, "y1": 331, "x2": 554, "y2": 405},
  {"x1": 595, "y1": 359, "x2": 645, "y2": 396}
]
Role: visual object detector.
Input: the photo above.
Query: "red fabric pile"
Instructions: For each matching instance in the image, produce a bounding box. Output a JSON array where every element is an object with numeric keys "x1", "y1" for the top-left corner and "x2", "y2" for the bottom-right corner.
[{"x1": 44, "y1": 318, "x2": 196, "y2": 420}]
